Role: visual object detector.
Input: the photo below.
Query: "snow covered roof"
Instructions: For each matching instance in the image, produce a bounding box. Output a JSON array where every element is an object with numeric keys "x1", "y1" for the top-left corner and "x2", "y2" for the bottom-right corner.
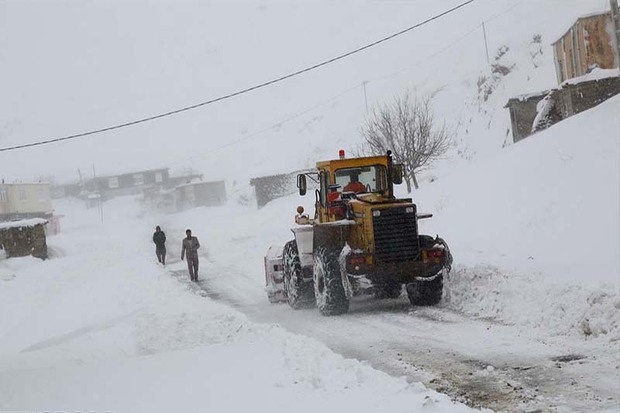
[
  {"x1": 561, "y1": 68, "x2": 620, "y2": 87},
  {"x1": 504, "y1": 90, "x2": 552, "y2": 107},
  {"x1": 175, "y1": 178, "x2": 206, "y2": 188},
  {"x1": 552, "y1": 10, "x2": 611, "y2": 44},
  {"x1": 0, "y1": 182, "x2": 50, "y2": 186},
  {"x1": 0, "y1": 218, "x2": 48, "y2": 230}
]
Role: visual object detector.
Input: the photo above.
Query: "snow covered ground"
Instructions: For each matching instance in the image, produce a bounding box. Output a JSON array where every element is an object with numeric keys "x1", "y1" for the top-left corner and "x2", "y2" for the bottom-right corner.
[
  {"x1": 1, "y1": 0, "x2": 619, "y2": 411},
  {"x1": 0, "y1": 197, "x2": 483, "y2": 412},
  {"x1": 154, "y1": 96, "x2": 619, "y2": 411},
  {"x1": 1, "y1": 103, "x2": 618, "y2": 413}
]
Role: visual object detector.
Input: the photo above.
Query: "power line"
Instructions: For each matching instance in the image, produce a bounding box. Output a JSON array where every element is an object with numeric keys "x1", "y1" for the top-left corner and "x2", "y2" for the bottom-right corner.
[
  {"x1": 367, "y1": 0, "x2": 525, "y2": 86},
  {"x1": 167, "y1": 83, "x2": 363, "y2": 167},
  {"x1": 0, "y1": 0, "x2": 474, "y2": 154}
]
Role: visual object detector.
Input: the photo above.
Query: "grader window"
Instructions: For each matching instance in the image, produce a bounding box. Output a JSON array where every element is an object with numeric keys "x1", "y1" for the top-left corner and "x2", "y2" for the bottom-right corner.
[{"x1": 335, "y1": 165, "x2": 387, "y2": 193}]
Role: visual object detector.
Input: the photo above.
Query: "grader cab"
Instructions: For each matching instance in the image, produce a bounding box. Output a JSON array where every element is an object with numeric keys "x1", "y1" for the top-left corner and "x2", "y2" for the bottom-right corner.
[{"x1": 265, "y1": 150, "x2": 452, "y2": 315}]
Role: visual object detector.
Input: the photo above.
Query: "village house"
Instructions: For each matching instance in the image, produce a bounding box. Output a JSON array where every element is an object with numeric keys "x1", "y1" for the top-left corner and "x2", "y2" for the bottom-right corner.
[
  {"x1": 552, "y1": 10, "x2": 619, "y2": 83},
  {"x1": 505, "y1": 1, "x2": 620, "y2": 143}
]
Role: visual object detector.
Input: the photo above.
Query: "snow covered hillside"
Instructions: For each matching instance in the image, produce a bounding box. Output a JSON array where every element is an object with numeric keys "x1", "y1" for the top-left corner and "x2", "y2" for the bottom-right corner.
[{"x1": 417, "y1": 95, "x2": 620, "y2": 339}]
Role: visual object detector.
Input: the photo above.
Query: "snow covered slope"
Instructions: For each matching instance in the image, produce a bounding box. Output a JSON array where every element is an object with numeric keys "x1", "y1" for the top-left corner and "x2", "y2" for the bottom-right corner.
[{"x1": 416, "y1": 95, "x2": 620, "y2": 339}]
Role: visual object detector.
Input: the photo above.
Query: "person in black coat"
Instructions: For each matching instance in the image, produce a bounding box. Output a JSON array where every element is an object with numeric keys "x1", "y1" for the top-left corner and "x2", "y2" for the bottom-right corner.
[{"x1": 153, "y1": 226, "x2": 166, "y2": 265}]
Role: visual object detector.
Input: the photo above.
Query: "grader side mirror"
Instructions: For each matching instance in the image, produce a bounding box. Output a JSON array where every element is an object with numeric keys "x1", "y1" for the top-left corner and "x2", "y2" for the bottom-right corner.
[
  {"x1": 392, "y1": 164, "x2": 404, "y2": 185},
  {"x1": 297, "y1": 174, "x2": 307, "y2": 196}
]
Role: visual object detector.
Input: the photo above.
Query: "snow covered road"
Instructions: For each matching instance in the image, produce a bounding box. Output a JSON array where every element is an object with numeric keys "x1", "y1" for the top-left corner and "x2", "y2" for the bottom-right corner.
[{"x1": 167, "y1": 257, "x2": 619, "y2": 413}]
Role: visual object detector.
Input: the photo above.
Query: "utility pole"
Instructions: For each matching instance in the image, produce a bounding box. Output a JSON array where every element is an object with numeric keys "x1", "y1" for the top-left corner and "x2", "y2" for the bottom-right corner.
[
  {"x1": 92, "y1": 164, "x2": 104, "y2": 222},
  {"x1": 482, "y1": 22, "x2": 490, "y2": 64},
  {"x1": 363, "y1": 81, "x2": 369, "y2": 112},
  {"x1": 611, "y1": 0, "x2": 620, "y2": 63}
]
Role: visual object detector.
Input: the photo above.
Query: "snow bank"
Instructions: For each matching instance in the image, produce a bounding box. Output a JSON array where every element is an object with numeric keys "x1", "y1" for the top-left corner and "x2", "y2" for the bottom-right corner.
[
  {"x1": 417, "y1": 95, "x2": 620, "y2": 341},
  {"x1": 0, "y1": 197, "x2": 481, "y2": 413},
  {"x1": 561, "y1": 68, "x2": 620, "y2": 86}
]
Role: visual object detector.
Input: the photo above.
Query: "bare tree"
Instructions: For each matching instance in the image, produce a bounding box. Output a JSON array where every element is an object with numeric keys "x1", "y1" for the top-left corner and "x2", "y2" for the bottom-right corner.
[{"x1": 359, "y1": 92, "x2": 451, "y2": 192}]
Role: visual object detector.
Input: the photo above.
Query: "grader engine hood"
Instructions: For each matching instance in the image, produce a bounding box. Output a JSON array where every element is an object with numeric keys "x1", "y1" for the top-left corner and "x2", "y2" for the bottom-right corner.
[{"x1": 348, "y1": 197, "x2": 421, "y2": 263}]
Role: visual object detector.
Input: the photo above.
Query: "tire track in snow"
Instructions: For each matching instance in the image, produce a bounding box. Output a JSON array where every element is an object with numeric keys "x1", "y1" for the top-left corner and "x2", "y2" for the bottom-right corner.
[{"x1": 167, "y1": 264, "x2": 619, "y2": 412}]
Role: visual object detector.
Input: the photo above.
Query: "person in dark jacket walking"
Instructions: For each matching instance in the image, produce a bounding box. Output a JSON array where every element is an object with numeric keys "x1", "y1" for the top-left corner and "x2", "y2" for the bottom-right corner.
[
  {"x1": 153, "y1": 226, "x2": 167, "y2": 265},
  {"x1": 181, "y1": 228, "x2": 200, "y2": 281}
]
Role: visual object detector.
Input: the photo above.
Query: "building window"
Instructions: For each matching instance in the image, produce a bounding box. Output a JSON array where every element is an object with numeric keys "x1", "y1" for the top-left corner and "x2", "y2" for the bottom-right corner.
[
  {"x1": 109, "y1": 177, "x2": 119, "y2": 189},
  {"x1": 0, "y1": 188, "x2": 7, "y2": 203},
  {"x1": 19, "y1": 188, "x2": 27, "y2": 201},
  {"x1": 133, "y1": 174, "x2": 144, "y2": 186},
  {"x1": 155, "y1": 172, "x2": 163, "y2": 183},
  {"x1": 37, "y1": 189, "x2": 47, "y2": 203}
]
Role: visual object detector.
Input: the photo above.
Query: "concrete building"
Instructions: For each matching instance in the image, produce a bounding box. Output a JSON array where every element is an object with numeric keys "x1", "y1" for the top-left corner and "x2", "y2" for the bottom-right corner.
[{"x1": 0, "y1": 182, "x2": 53, "y2": 221}]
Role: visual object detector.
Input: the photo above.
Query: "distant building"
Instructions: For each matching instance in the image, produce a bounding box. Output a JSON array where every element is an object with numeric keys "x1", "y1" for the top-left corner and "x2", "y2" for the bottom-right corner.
[
  {"x1": 0, "y1": 182, "x2": 53, "y2": 221},
  {"x1": 51, "y1": 182, "x2": 82, "y2": 199},
  {"x1": 552, "y1": 10, "x2": 619, "y2": 83},
  {"x1": 175, "y1": 180, "x2": 227, "y2": 211},
  {"x1": 85, "y1": 168, "x2": 170, "y2": 198},
  {"x1": 250, "y1": 172, "x2": 298, "y2": 208}
]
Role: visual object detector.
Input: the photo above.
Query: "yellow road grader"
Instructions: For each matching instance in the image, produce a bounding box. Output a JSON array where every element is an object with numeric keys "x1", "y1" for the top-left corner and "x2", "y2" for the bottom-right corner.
[{"x1": 264, "y1": 150, "x2": 452, "y2": 315}]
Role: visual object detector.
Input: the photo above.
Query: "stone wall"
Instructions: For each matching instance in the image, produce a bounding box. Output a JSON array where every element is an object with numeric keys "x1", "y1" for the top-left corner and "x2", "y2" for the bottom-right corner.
[
  {"x1": 0, "y1": 223, "x2": 48, "y2": 260},
  {"x1": 506, "y1": 75, "x2": 620, "y2": 143},
  {"x1": 555, "y1": 76, "x2": 620, "y2": 118},
  {"x1": 505, "y1": 92, "x2": 550, "y2": 143}
]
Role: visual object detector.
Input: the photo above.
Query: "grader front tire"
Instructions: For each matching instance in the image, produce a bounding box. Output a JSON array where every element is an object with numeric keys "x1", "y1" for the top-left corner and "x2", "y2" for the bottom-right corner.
[
  {"x1": 283, "y1": 240, "x2": 315, "y2": 309},
  {"x1": 313, "y1": 247, "x2": 349, "y2": 316}
]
